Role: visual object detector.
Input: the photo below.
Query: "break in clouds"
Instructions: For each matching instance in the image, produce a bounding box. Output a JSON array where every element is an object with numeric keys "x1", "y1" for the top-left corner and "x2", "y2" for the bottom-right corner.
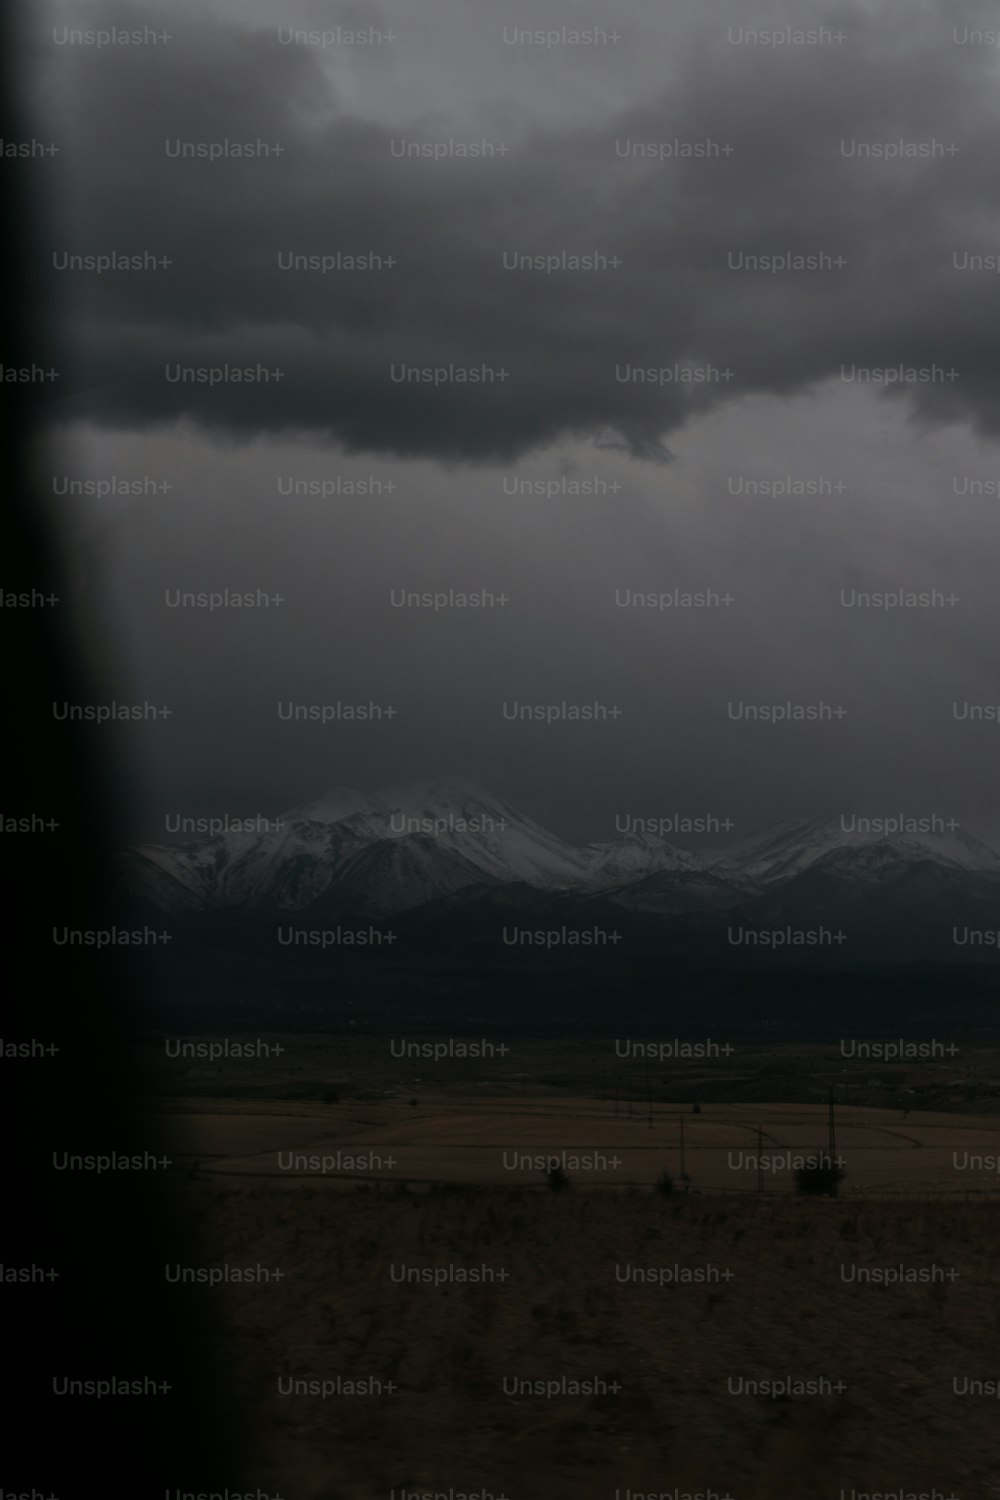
[{"x1": 27, "y1": 0, "x2": 1000, "y2": 461}]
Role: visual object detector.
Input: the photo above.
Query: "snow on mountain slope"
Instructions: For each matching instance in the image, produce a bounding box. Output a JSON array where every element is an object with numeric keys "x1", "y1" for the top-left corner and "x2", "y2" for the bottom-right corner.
[
  {"x1": 117, "y1": 791, "x2": 388, "y2": 911},
  {"x1": 281, "y1": 787, "x2": 388, "y2": 825},
  {"x1": 374, "y1": 778, "x2": 594, "y2": 888},
  {"x1": 116, "y1": 792, "x2": 1000, "y2": 916},
  {"x1": 308, "y1": 833, "x2": 500, "y2": 915},
  {"x1": 114, "y1": 845, "x2": 219, "y2": 912},
  {"x1": 117, "y1": 779, "x2": 593, "y2": 911},
  {"x1": 708, "y1": 814, "x2": 1000, "y2": 885},
  {"x1": 218, "y1": 813, "x2": 389, "y2": 909},
  {"x1": 583, "y1": 830, "x2": 696, "y2": 887}
]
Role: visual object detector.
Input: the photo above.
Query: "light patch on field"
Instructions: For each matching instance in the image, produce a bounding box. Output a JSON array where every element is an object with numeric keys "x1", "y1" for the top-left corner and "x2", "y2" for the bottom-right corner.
[{"x1": 152, "y1": 1098, "x2": 1000, "y2": 1195}]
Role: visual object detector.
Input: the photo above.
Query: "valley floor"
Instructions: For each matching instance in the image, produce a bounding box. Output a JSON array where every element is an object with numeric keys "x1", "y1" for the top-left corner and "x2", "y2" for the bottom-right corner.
[{"x1": 173, "y1": 1179, "x2": 1000, "y2": 1498}]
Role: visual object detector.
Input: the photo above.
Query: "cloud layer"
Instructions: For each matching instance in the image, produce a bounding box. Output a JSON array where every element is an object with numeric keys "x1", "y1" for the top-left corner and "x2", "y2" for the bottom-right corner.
[{"x1": 35, "y1": 0, "x2": 1000, "y2": 460}]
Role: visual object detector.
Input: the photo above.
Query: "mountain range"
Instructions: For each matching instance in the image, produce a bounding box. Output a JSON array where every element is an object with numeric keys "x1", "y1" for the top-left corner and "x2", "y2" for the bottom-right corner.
[{"x1": 116, "y1": 781, "x2": 1000, "y2": 959}]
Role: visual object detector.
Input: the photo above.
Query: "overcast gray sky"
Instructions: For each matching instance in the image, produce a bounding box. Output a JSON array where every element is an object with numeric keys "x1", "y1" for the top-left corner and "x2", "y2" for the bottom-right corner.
[{"x1": 24, "y1": 0, "x2": 1000, "y2": 842}]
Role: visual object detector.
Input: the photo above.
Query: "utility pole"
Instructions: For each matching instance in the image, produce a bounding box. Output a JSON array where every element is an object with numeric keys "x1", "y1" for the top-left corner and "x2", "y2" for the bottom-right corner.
[{"x1": 828, "y1": 1086, "x2": 837, "y2": 1161}]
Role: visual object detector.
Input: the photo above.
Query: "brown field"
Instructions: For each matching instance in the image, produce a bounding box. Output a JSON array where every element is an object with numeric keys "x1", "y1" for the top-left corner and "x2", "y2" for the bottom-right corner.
[
  {"x1": 170, "y1": 1176, "x2": 1000, "y2": 1499},
  {"x1": 156, "y1": 1094, "x2": 1000, "y2": 1196},
  {"x1": 139, "y1": 1037, "x2": 1000, "y2": 1496},
  {"x1": 140, "y1": 1032, "x2": 1000, "y2": 1196}
]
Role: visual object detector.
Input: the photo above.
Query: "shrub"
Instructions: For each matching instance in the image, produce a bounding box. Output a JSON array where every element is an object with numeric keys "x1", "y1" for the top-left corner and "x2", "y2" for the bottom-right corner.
[
  {"x1": 794, "y1": 1154, "x2": 846, "y2": 1197},
  {"x1": 546, "y1": 1164, "x2": 571, "y2": 1193}
]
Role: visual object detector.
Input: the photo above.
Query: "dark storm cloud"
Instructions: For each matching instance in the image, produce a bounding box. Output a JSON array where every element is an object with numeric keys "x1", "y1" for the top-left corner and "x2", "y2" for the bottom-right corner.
[{"x1": 37, "y1": 0, "x2": 1000, "y2": 460}]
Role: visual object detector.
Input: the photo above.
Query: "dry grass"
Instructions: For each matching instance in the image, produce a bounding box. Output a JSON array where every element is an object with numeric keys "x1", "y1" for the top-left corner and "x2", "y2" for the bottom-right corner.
[
  {"x1": 157, "y1": 1095, "x2": 1000, "y2": 1196},
  {"x1": 172, "y1": 1176, "x2": 1000, "y2": 1498},
  {"x1": 144, "y1": 1048, "x2": 1000, "y2": 1495}
]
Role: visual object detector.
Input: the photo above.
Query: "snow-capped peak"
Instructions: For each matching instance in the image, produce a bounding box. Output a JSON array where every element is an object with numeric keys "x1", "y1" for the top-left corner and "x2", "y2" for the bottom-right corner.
[
  {"x1": 118, "y1": 787, "x2": 1000, "y2": 918},
  {"x1": 374, "y1": 777, "x2": 593, "y2": 888},
  {"x1": 709, "y1": 813, "x2": 1000, "y2": 884},
  {"x1": 281, "y1": 787, "x2": 388, "y2": 825},
  {"x1": 377, "y1": 776, "x2": 503, "y2": 818}
]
